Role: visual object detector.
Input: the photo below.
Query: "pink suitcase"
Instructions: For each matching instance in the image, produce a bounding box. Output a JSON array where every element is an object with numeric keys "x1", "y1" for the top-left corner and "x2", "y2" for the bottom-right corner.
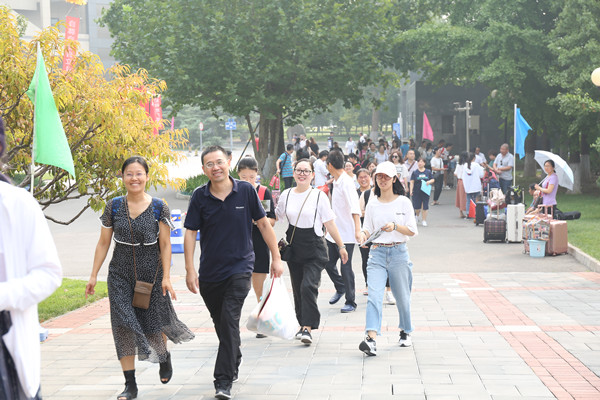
[{"x1": 546, "y1": 220, "x2": 568, "y2": 255}]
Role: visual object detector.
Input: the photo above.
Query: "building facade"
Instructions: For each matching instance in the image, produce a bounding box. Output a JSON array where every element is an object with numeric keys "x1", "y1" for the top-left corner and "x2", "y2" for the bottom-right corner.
[{"x1": 2, "y1": 0, "x2": 115, "y2": 68}]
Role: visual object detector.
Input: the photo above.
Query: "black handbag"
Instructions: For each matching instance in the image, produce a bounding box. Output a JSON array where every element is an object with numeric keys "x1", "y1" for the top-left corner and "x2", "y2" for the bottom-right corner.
[{"x1": 279, "y1": 189, "x2": 313, "y2": 262}]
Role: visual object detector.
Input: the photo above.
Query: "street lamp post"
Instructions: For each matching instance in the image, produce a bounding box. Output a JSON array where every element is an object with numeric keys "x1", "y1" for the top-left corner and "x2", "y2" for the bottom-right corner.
[
  {"x1": 454, "y1": 100, "x2": 472, "y2": 152},
  {"x1": 591, "y1": 68, "x2": 600, "y2": 87}
]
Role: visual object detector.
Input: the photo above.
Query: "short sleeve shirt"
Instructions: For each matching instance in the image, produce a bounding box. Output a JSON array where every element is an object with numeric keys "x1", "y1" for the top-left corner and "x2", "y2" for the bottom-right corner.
[
  {"x1": 494, "y1": 152, "x2": 514, "y2": 180},
  {"x1": 278, "y1": 152, "x2": 294, "y2": 178},
  {"x1": 325, "y1": 173, "x2": 361, "y2": 244},
  {"x1": 184, "y1": 178, "x2": 266, "y2": 282},
  {"x1": 410, "y1": 168, "x2": 433, "y2": 191},
  {"x1": 541, "y1": 174, "x2": 559, "y2": 206}
]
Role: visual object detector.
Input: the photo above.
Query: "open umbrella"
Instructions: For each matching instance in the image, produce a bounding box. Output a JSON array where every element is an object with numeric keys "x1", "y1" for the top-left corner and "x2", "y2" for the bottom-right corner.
[{"x1": 533, "y1": 150, "x2": 574, "y2": 190}]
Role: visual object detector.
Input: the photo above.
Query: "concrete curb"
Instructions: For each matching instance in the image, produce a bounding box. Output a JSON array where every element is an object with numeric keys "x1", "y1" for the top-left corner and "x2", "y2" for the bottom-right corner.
[
  {"x1": 568, "y1": 243, "x2": 600, "y2": 273},
  {"x1": 175, "y1": 191, "x2": 190, "y2": 200}
]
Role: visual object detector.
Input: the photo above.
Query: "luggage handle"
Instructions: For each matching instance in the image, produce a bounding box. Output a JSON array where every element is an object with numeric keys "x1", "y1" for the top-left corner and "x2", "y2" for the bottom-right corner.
[{"x1": 536, "y1": 205, "x2": 553, "y2": 220}]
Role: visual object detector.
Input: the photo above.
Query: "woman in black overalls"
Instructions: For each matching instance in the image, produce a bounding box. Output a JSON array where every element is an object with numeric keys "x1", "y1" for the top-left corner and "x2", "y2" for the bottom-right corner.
[{"x1": 275, "y1": 159, "x2": 348, "y2": 346}]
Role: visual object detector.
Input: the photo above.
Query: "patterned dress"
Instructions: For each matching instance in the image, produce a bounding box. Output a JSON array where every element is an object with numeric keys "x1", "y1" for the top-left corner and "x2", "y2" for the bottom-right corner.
[{"x1": 100, "y1": 198, "x2": 194, "y2": 363}]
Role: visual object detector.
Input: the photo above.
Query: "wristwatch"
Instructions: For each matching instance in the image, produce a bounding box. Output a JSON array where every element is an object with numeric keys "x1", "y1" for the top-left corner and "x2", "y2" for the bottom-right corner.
[{"x1": 338, "y1": 245, "x2": 346, "y2": 250}]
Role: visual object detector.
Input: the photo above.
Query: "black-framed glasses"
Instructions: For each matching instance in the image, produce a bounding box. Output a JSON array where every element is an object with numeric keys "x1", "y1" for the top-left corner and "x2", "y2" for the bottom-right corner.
[
  {"x1": 294, "y1": 169, "x2": 312, "y2": 175},
  {"x1": 392, "y1": 155, "x2": 399, "y2": 159}
]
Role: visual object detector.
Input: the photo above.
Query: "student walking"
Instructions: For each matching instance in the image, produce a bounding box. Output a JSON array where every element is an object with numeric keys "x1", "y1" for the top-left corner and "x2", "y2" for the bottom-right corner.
[
  {"x1": 184, "y1": 146, "x2": 283, "y2": 400},
  {"x1": 86, "y1": 156, "x2": 194, "y2": 400},
  {"x1": 430, "y1": 148, "x2": 444, "y2": 205},
  {"x1": 324, "y1": 150, "x2": 362, "y2": 313},
  {"x1": 410, "y1": 157, "x2": 435, "y2": 227},
  {"x1": 237, "y1": 157, "x2": 276, "y2": 339},
  {"x1": 358, "y1": 162, "x2": 418, "y2": 356},
  {"x1": 275, "y1": 159, "x2": 348, "y2": 346},
  {"x1": 276, "y1": 144, "x2": 295, "y2": 190}
]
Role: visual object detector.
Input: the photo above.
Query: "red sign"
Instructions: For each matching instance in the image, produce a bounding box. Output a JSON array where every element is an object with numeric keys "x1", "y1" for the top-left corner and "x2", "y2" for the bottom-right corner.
[{"x1": 62, "y1": 16, "x2": 80, "y2": 72}]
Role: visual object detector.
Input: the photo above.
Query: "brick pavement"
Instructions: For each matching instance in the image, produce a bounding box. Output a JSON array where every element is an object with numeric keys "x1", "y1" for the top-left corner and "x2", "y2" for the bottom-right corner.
[
  {"x1": 41, "y1": 186, "x2": 599, "y2": 399},
  {"x1": 40, "y1": 270, "x2": 600, "y2": 400}
]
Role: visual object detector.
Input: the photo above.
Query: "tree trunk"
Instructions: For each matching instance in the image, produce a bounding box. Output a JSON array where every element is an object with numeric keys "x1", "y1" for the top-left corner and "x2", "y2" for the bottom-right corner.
[
  {"x1": 370, "y1": 107, "x2": 380, "y2": 141},
  {"x1": 567, "y1": 147, "x2": 581, "y2": 194},
  {"x1": 523, "y1": 128, "x2": 537, "y2": 178},
  {"x1": 580, "y1": 133, "x2": 591, "y2": 183},
  {"x1": 255, "y1": 111, "x2": 284, "y2": 180}
]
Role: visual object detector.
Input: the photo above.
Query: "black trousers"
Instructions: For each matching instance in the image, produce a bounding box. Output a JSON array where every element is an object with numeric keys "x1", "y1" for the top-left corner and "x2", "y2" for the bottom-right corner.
[
  {"x1": 286, "y1": 226, "x2": 329, "y2": 329},
  {"x1": 199, "y1": 273, "x2": 251, "y2": 388},
  {"x1": 325, "y1": 241, "x2": 356, "y2": 307},
  {"x1": 282, "y1": 177, "x2": 295, "y2": 190},
  {"x1": 433, "y1": 173, "x2": 444, "y2": 201}
]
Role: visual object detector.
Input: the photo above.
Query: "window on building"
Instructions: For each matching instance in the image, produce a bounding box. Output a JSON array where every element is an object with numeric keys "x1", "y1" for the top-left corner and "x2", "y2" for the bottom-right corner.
[{"x1": 442, "y1": 115, "x2": 455, "y2": 135}]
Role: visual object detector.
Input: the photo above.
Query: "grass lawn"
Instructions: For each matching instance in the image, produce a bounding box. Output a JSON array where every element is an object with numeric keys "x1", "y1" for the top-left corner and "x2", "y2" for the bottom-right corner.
[
  {"x1": 38, "y1": 278, "x2": 108, "y2": 322},
  {"x1": 555, "y1": 193, "x2": 600, "y2": 261}
]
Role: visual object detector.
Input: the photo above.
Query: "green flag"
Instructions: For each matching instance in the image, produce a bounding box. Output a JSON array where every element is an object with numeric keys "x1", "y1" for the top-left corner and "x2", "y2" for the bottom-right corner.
[{"x1": 26, "y1": 47, "x2": 76, "y2": 178}]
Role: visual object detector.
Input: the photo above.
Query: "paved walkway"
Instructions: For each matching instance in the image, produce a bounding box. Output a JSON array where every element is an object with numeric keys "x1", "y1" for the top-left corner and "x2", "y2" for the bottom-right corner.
[{"x1": 42, "y1": 183, "x2": 600, "y2": 399}]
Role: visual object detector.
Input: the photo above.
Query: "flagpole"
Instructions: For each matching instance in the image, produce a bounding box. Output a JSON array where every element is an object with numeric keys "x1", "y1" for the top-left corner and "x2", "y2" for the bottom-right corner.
[
  {"x1": 31, "y1": 43, "x2": 40, "y2": 195},
  {"x1": 513, "y1": 104, "x2": 517, "y2": 187}
]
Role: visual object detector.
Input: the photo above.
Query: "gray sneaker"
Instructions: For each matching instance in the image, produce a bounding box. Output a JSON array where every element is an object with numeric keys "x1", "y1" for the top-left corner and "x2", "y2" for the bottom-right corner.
[
  {"x1": 359, "y1": 336, "x2": 377, "y2": 356},
  {"x1": 399, "y1": 331, "x2": 412, "y2": 347}
]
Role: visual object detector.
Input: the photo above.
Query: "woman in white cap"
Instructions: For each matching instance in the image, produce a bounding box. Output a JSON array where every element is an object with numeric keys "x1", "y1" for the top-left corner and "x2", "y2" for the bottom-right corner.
[{"x1": 357, "y1": 161, "x2": 418, "y2": 356}]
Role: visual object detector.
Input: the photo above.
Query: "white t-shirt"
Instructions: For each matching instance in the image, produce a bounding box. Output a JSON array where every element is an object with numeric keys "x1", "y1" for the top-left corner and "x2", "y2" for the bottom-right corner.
[
  {"x1": 494, "y1": 152, "x2": 514, "y2": 180},
  {"x1": 313, "y1": 158, "x2": 328, "y2": 187},
  {"x1": 345, "y1": 140, "x2": 356, "y2": 154},
  {"x1": 363, "y1": 195, "x2": 418, "y2": 243},
  {"x1": 394, "y1": 163, "x2": 410, "y2": 184},
  {"x1": 474, "y1": 152, "x2": 486, "y2": 165},
  {"x1": 275, "y1": 188, "x2": 335, "y2": 237},
  {"x1": 374, "y1": 152, "x2": 388, "y2": 165},
  {"x1": 325, "y1": 173, "x2": 361, "y2": 244},
  {"x1": 454, "y1": 163, "x2": 464, "y2": 179},
  {"x1": 359, "y1": 135, "x2": 366, "y2": 143},
  {"x1": 462, "y1": 162, "x2": 484, "y2": 194},
  {"x1": 430, "y1": 156, "x2": 444, "y2": 172}
]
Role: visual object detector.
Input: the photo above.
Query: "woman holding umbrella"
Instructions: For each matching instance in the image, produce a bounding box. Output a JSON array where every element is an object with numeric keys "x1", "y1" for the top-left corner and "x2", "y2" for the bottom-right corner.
[{"x1": 534, "y1": 159, "x2": 559, "y2": 213}]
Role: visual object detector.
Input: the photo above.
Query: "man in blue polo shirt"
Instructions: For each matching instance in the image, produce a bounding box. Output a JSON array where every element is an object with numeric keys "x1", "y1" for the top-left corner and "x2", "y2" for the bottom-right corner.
[{"x1": 183, "y1": 145, "x2": 283, "y2": 400}]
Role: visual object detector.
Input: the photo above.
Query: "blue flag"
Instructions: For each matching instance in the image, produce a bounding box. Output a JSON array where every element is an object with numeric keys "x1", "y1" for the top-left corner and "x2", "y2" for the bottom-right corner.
[{"x1": 515, "y1": 108, "x2": 532, "y2": 159}]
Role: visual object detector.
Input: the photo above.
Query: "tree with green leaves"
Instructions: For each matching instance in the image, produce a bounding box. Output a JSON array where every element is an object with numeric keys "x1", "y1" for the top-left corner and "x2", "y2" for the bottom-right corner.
[
  {"x1": 393, "y1": 0, "x2": 566, "y2": 176},
  {"x1": 548, "y1": 0, "x2": 600, "y2": 187},
  {"x1": 100, "y1": 0, "x2": 396, "y2": 175}
]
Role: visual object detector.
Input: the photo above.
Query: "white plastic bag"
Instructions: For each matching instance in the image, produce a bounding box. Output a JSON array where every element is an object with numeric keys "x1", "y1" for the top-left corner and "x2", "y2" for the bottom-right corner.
[{"x1": 246, "y1": 277, "x2": 297, "y2": 340}]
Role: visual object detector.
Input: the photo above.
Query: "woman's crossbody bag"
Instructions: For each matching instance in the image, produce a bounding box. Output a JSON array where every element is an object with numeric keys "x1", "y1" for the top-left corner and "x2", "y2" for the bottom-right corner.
[{"x1": 125, "y1": 200, "x2": 160, "y2": 310}]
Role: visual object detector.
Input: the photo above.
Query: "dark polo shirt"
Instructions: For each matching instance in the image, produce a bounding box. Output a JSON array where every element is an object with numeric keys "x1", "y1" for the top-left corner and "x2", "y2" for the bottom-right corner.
[{"x1": 184, "y1": 177, "x2": 266, "y2": 282}]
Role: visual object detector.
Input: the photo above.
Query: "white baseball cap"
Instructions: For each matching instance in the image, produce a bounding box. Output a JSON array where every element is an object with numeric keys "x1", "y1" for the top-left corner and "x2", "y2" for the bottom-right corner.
[{"x1": 374, "y1": 161, "x2": 397, "y2": 178}]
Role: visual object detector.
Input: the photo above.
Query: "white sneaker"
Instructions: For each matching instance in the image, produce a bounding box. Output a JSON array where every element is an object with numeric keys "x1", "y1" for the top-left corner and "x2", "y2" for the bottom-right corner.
[
  {"x1": 385, "y1": 291, "x2": 396, "y2": 305},
  {"x1": 422, "y1": 221, "x2": 428, "y2": 227},
  {"x1": 399, "y1": 331, "x2": 412, "y2": 347}
]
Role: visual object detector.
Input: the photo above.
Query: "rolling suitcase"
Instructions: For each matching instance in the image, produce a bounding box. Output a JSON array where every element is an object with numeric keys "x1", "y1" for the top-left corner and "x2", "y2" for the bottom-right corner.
[
  {"x1": 507, "y1": 204, "x2": 525, "y2": 243},
  {"x1": 547, "y1": 220, "x2": 568, "y2": 255},
  {"x1": 475, "y1": 201, "x2": 486, "y2": 226},
  {"x1": 483, "y1": 206, "x2": 506, "y2": 243}
]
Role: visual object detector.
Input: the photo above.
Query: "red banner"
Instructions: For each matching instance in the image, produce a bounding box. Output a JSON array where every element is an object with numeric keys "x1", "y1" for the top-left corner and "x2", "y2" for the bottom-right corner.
[
  {"x1": 62, "y1": 16, "x2": 80, "y2": 72},
  {"x1": 149, "y1": 96, "x2": 162, "y2": 135}
]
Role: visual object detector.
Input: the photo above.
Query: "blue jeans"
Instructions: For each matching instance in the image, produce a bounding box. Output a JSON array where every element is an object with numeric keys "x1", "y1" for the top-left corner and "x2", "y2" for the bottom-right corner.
[
  {"x1": 499, "y1": 178, "x2": 511, "y2": 195},
  {"x1": 466, "y1": 192, "x2": 478, "y2": 214},
  {"x1": 365, "y1": 244, "x2": 413, "y2": 335}
]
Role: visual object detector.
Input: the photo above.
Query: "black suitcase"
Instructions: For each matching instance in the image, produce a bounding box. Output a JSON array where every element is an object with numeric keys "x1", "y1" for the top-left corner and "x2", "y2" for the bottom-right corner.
[
  {"x1": 484, "y1": 218, "x2": 506, "y2": 243},
  {"x1": 475, "y1": 202, "x2": 486, "y2": 226}
]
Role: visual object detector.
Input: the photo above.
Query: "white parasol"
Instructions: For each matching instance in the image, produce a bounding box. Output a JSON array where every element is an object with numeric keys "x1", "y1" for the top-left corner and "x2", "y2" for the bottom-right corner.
[{"x1": 533, "y1": 150, "x2": 574, "y2": 190}]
